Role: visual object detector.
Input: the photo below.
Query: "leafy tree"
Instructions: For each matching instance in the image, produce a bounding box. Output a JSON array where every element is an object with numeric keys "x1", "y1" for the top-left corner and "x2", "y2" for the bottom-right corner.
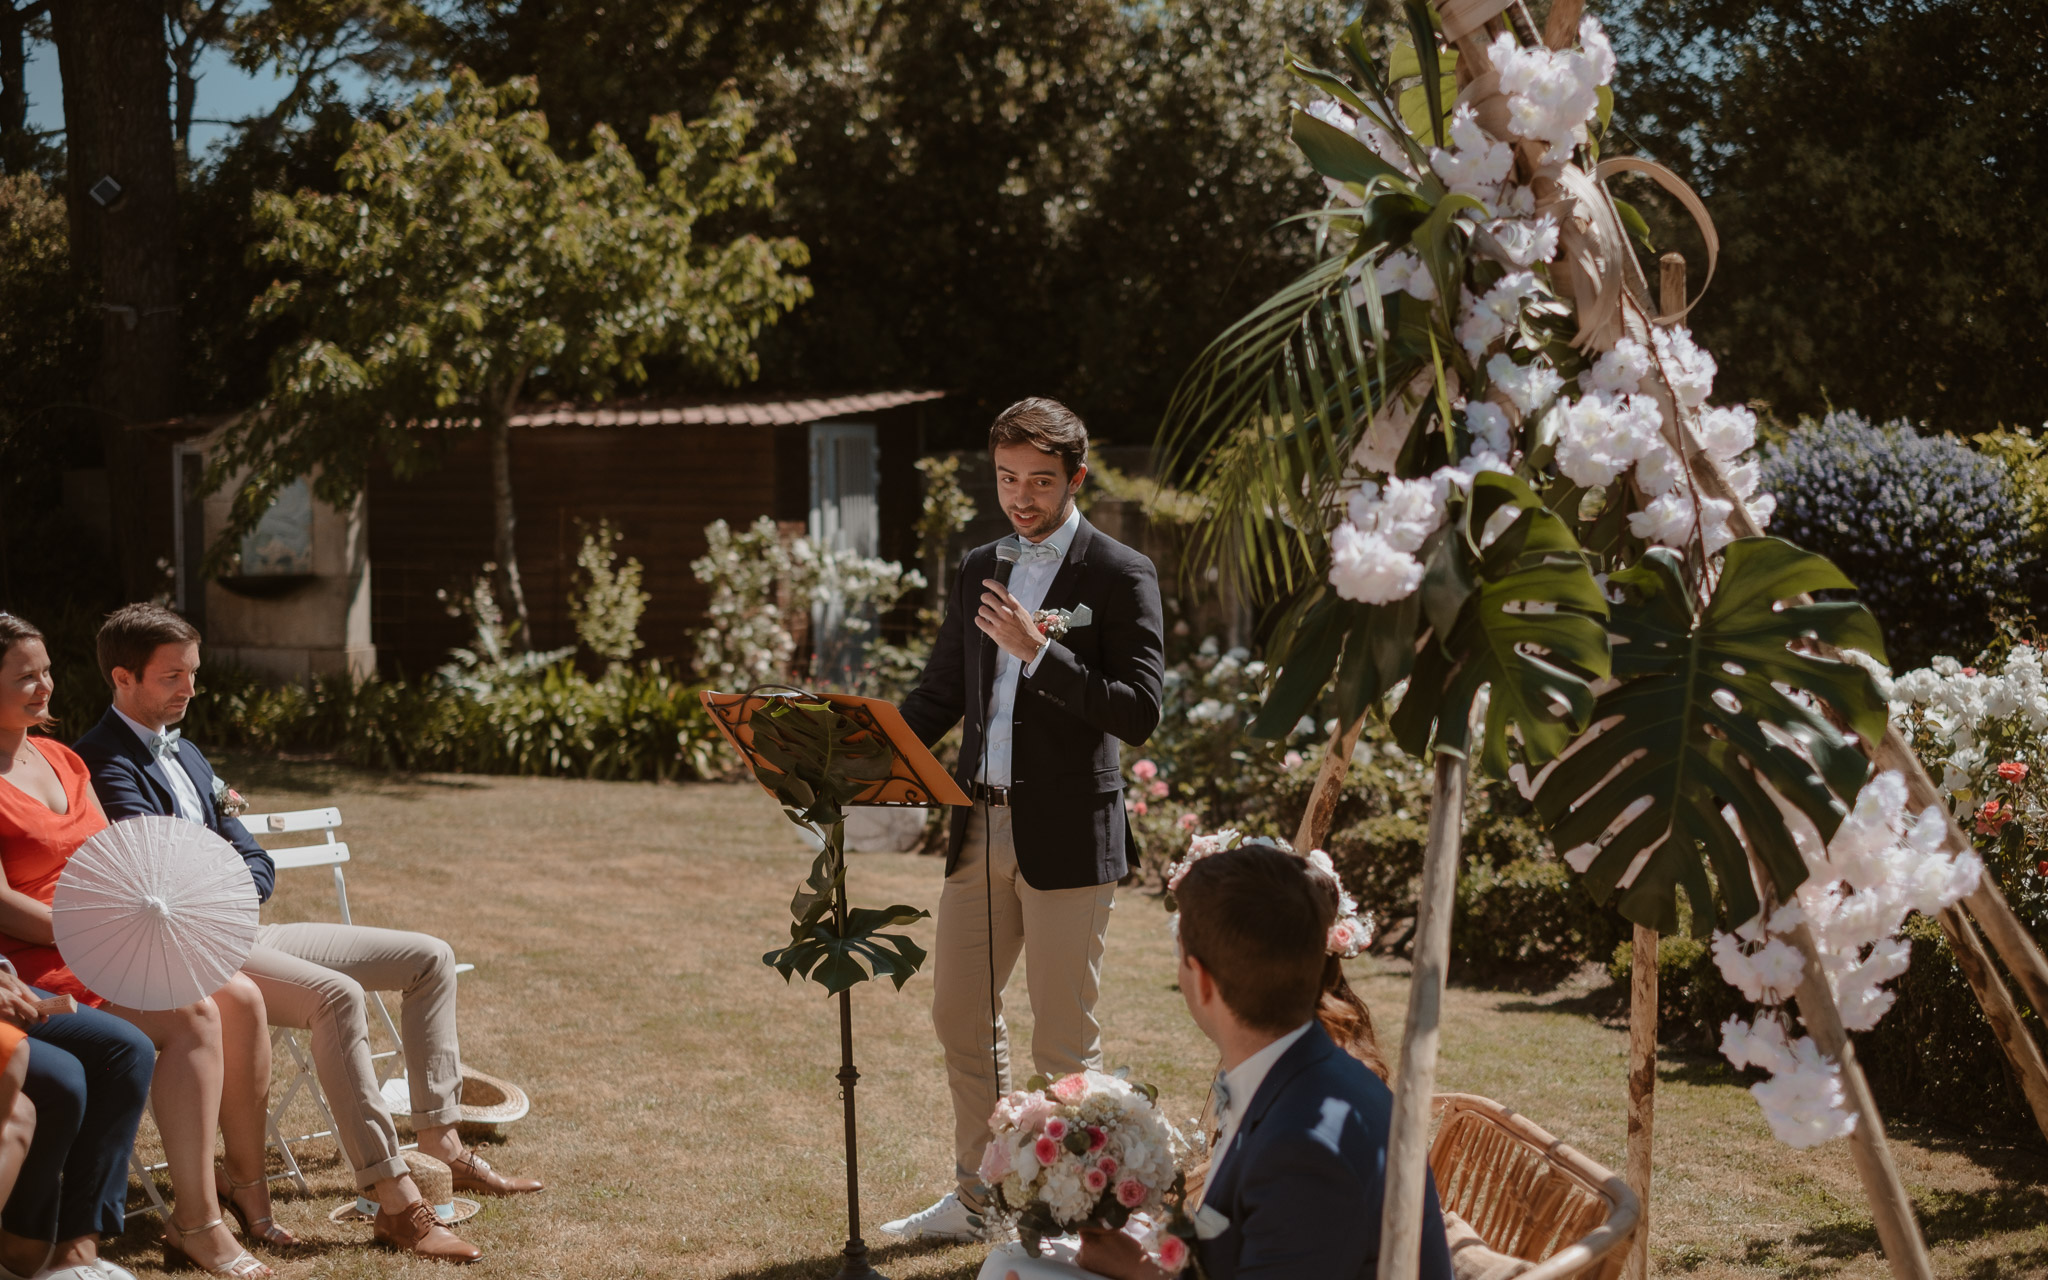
[
  {"x1": 1603, "y1": 0, "x2": 2048, "y2": 430},
  {"x1": 212, "y1": 70, "x2": 810, "y2": 637},
  {"x1": 438, "y1": 0, "x2": 1362, "y2": 440}
]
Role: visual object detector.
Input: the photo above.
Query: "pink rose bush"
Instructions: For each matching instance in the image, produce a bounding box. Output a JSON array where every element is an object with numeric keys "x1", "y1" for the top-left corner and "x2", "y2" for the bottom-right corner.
[{"x1": 983, "y1": 1069, "x2": 1182, "y2": 1255}]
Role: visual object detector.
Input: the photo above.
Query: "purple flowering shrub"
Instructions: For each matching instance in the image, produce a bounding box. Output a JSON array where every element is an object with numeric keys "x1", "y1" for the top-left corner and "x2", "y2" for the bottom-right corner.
[{"x1": 1761, "y1": 412, "x2": 2031, "y2": 670}]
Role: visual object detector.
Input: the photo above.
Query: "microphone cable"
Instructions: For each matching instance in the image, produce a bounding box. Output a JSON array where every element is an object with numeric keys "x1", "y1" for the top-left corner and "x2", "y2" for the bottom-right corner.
[{"x1": 980, "y1": 537, "x2": 1021, "y2": 1209}]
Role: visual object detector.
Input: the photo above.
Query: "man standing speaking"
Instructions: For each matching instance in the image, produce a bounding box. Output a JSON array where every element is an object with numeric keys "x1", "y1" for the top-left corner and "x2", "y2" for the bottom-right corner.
[{"x1": 882, "y1": 398, "x2": 1165, "y2": 1242}]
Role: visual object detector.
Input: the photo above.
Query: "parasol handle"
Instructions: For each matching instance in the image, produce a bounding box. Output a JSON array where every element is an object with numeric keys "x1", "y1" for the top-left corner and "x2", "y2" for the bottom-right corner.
[{"x1": 36, "y1": 994, "x2": 78, "y2": 1017}]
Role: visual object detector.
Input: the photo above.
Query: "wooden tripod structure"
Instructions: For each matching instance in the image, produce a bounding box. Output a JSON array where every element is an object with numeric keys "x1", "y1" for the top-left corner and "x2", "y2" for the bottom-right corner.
[{"x1": 1275, "y1": 11, "x2": 2048, "y2": 1280}]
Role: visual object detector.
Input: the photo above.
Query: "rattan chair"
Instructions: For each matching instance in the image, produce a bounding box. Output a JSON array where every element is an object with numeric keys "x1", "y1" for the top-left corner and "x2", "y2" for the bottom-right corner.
[{"x1": 1428, "y1": 1093, "x2": 1641, "y2": 1280}]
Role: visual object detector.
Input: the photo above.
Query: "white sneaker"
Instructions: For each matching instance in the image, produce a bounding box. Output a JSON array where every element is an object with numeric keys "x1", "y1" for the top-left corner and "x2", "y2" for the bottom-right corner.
[
  {"x1": 93, "y1": 1262, "x2": 142, "y2": 1280},
  {"x1": 878, "y1": 1191, "x2": 994, "y2": 1243}
]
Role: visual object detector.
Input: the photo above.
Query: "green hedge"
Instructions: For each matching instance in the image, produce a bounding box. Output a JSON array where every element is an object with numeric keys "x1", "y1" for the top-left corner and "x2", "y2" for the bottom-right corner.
[{"x1": 183, "y1": 661, "x2": 730, "y2": 782}]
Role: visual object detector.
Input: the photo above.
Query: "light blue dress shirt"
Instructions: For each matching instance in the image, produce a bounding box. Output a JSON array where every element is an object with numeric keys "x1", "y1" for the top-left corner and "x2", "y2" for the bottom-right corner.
[
  {"x1": 977, "y1": 505, "x2": 1081, "y2": 787},
  {"x1": 114, "y1": 706, "x2": 206, "y2": 822}
]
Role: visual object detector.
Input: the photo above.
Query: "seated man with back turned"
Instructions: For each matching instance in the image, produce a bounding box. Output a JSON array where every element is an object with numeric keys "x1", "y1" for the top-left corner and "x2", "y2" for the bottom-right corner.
[
  {"x1": 1043, "y1": 841, "x2": 1452, "y2": 1280},
  {"x1": 73, "y1": 605, "x2": 542, "y2": 1265}
]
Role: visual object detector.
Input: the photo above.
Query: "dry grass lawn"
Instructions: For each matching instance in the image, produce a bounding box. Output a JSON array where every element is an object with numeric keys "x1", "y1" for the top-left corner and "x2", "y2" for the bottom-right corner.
[{"x1": 94, "y1": 758, "x2": 2048, "y2": 1279}]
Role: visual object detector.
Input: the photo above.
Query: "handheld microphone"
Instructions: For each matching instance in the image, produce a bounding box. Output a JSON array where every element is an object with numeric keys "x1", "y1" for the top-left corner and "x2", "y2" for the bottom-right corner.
[{"x1": 992, "y1": 536, "x2": 1022, "y2": 588}]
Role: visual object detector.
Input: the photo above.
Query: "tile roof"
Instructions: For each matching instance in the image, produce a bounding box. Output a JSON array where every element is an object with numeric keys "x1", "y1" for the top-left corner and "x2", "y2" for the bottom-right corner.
[{"x1": 508, "y1": 390, "x2": 947, "y2": 428}]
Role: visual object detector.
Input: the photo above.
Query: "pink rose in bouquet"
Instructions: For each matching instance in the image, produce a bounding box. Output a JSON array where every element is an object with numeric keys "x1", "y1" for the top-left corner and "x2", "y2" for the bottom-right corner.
[{"x1": 982, "y1": 1069, "x2": 1183, "y2": 1256}]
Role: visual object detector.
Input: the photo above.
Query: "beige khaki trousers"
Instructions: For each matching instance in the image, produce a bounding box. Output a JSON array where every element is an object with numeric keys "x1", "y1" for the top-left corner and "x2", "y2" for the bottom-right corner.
[
  {"x1": 932, "y1": 803, "x2": 1115, "y2": 1203},
  {"x1": 241, "y1": 923, "x2": 463, "y2": 1189}
]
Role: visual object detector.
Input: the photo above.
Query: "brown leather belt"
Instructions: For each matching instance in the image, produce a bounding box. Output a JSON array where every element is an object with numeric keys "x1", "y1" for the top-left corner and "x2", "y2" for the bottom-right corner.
[{"x1": 970, "y1": 781, "x2": 1011, "y2": 807}]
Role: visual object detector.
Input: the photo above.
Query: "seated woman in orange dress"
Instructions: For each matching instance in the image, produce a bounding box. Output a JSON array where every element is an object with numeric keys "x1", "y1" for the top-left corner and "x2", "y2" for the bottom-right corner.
[{"x1": 0, "y1": 613, "x2": 277, "y2": 1280}]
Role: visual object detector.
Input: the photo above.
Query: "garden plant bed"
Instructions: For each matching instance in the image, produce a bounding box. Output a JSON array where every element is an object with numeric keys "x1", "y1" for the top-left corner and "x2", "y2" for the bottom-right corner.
[{"x1": 105, "y1": 758, "x2": 2048, "y2": 1279}]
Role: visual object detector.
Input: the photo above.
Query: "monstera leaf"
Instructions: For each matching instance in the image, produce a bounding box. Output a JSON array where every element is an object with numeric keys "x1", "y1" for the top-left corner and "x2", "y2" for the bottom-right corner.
[
  {"x1": 1391, "y1": 473, "x2": 1612, "y2": 776},
  {"x1": 1531, "y1": 539, "x2": 1890, "y2": 935},
  {"x1": 749, "y1": 696, "x2": 931, "y2": 995}
]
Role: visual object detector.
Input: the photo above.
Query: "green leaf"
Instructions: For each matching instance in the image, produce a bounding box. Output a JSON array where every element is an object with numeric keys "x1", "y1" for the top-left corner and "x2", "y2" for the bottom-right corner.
[
  {"x1": 1612, "y1": 198, "x2": 1655, "y2": 254},
  {"x1": 1531, "y1": 539, "x2": 1890, "y2": 936},
  {"x1": 1290, "y1": 109, "x2": 1411, "y2": 189},
  {"x1": 1392, "y1": 474, "x2": 1610, "y2": 774},
  {"x1": 1401, "y1": 0, "x2": 1447, "y2": 148},
  {"x1": 1250, "y1": 589, "x2": 1348, "y2": 738}
]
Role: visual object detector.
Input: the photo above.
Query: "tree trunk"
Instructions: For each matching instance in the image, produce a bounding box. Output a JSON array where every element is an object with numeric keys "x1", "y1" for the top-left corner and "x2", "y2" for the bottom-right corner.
[
  {"x1": 483, "y1": 397, "x2": 533, "y2": 647},
  {"x1": 0, "y1": 2, "x2": 47, "y2": 174},
  {"x1": 51, "y1": 0, "x2": 181, "y2": 603},
  {"x1": 1377, "y1": 751, "x2": 1466, "y2": 1280}
]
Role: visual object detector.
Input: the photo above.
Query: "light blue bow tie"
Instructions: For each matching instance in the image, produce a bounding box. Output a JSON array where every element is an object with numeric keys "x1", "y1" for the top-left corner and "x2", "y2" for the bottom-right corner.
[
  {"x1": 1212, "y1": 1070, "x2": 1233, "y2": 1125},
  {"x1": 1011, "y1": 539, "x2": 1064, "y2": 566},
  {"x1": 148, "y1": 729, "x2": 182, "y2": 761}
]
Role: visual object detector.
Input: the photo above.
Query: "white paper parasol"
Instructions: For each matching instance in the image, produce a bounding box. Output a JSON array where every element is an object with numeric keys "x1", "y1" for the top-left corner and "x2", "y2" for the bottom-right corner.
[{"x1": 52, "y1": 816, "x2": 260, "y2": 1011}]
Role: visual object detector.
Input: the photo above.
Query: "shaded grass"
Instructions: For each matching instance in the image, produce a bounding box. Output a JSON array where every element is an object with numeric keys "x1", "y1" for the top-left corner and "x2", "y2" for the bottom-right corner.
[{"x1": 94, "y1": 756, "x2": 2048, "y2": 1278}]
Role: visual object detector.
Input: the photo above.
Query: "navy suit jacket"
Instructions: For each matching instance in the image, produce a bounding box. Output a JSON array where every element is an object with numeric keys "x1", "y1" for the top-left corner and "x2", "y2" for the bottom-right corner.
[
  {"x1": 1200, "y1": 1023, "x2": 1453, "y2": 1280},
  {"x1": 897, "y1": 515, "x2": 1164, "y2": 890},
  {"x1": 72, "y1": 708, "x2": 275, "y2": 904}
]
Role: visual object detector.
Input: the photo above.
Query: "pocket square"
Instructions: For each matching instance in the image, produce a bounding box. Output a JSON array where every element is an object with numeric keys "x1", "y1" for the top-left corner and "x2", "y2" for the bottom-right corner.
[
  {"x1": 1069, "y1": 603, "x2": 1094, "y2": 628},
  {"x1": 1193, "y1": 1205, "x2": 1230, "y2": 1239}
]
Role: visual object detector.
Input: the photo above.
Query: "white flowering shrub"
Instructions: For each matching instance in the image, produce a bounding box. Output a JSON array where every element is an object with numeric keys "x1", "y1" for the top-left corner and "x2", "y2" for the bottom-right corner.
[{"x1": 689, "y1": 515, "x2": 925, "y2": 689}]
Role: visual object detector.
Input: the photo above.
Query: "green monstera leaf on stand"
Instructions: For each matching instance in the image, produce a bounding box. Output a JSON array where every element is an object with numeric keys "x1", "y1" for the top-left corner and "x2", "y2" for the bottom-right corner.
[
  {"x1": 747, "y1": 696, "x2": 931, "y2": 995},
  {"x1": 1390, "y1": 473, "x2": 1612, "y2": 777},
  {"x1": 1530, "y1": 539, "x2": 1891, "y2": 936}
]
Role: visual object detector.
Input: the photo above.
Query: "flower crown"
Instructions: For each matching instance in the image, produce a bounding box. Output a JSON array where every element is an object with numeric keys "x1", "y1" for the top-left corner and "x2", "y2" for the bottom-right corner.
[{"x1": 1166, "y1": 829, "x2": 1376, "y2": 959}]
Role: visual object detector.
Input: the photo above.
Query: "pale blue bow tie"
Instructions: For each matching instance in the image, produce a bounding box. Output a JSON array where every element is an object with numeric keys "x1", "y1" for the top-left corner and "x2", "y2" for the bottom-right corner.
[
  {"x1": 148, "y1": 729, "x2": 182, "y2": 761},
  {"x1": 1011, "y1": 539, "x2": 1063, "y2": 566},
  {"x1": 1212, "y1": 1070, "x2": 1233, "y2": 1126}
]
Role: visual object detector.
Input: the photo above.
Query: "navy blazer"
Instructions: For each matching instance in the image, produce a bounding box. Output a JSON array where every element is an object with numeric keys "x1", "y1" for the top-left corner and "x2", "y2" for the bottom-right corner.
[
  {"x1": 1200, "y1": 1023, "x2": 1453, "y2": 1280},
  {"x1": 897, "y1": 515, "x2": 1164, "y2": 890},
  {"x1": 72, "y1": 708, "x2": 275, "y2": 904}
]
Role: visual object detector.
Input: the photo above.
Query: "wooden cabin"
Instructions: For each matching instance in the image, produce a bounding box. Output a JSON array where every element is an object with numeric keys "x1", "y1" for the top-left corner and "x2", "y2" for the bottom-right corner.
[
  {"x1": 152, "y1": 391, "x2": 944, "y2": 681},
  {"x1": 365, "y1": 391, "x2": 944, "y2": 674}
]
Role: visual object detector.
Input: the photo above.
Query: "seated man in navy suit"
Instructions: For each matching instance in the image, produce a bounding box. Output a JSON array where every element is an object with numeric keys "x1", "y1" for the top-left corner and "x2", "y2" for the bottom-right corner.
[
  {"x1": 74, "y1": 605, "x2": 539, "y2": 1264},
  {"x1": 1049, "y1": 841, "x2": 1452, "y2": 1280}
]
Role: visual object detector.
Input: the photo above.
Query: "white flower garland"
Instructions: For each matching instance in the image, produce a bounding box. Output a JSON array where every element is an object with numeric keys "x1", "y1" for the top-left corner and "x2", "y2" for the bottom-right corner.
[
  {"x1": 1711, "y1": 772, "x2": 1981, "y2": 1147},
  {"x1": 1166, "y1": 830, "x2": 1377, "y2": 958}
]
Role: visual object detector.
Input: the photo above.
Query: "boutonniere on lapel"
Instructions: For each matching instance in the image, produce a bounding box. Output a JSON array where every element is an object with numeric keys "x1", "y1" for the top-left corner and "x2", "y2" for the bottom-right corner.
[
  {"x1": 210, "y1": 775, "x2": 248, "y2": 819},
  {"x1": 1032, "y1": 603, "x2": 1093, "y2": 642}
]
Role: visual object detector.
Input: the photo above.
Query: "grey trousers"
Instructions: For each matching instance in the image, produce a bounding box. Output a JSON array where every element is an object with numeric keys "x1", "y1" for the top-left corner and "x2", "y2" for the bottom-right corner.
[
  {"x1": 242, "y1": 923, "x2": 463, "y2": 1189},
  {"x1": 931, "y1": 803, "x2": 1115, "y2": 1203}
]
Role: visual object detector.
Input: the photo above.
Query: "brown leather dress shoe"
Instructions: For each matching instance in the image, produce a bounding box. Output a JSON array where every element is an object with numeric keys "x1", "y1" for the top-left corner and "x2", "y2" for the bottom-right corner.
[
  {"x1": 449, "y1": 1150, "x2": 544, "y2": 1196},
  {"x1": 372, "y1": 1200, "x2": 482, "y2": 1263}
]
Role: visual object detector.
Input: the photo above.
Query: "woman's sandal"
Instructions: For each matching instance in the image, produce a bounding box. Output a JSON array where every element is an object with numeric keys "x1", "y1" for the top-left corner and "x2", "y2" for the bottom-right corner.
[
  {"x1": 161, "y1": 1216, "x2": 274, "y2": 1279},
  {"x1": 215, "y1": 1168, "x2": 302, "y2": 1248}
]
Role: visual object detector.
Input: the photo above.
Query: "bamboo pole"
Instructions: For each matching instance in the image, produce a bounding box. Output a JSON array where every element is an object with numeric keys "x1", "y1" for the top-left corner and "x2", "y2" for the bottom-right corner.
[
  {"x1": 1647, "y1": 310, "x2": 2048, "y2": 1147},
  {"x1": 1933, "y1": 906, "x2": 2048, "y2": 1138},
  {"x1": 1378, "y1": 751, "x2": 1468, "y2": 1280},
  {"x1": 1623, "y1": 925, "x2": 1658, "y2": 1280},
  {"x1": 1617, "y1": 253, "x2": 1692, "y2": 1280},
  {"x1": 1787, "y1": 922, "x2": 1935, "y2": 1280},
  {"x1": 1294, "y1": 713, "x2": 1368, "y2": 853}
]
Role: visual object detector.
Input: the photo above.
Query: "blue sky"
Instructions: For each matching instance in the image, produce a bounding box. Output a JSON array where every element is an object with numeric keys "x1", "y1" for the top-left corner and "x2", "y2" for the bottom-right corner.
[{"x1": 22, "y1": 35, "x2": 374, "y2": 156}]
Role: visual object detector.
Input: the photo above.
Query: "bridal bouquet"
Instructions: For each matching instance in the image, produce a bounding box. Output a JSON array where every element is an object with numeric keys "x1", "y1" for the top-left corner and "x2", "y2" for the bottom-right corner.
[{"x1": 982, "y1": 1069, "x2": 1182, "y2": 1256}]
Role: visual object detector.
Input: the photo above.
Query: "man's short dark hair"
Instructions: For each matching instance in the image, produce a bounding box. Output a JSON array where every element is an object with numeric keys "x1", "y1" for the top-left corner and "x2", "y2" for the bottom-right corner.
[
  {"x1": 989, "y1": 397, "x2": 1088, "y2": 478},
  {"x1": 1177, "y1": 842, "x2": 1334, "y2": 1034},
  {"x1": 98, "y1": 603, "x2": 201, "y2": 688}
]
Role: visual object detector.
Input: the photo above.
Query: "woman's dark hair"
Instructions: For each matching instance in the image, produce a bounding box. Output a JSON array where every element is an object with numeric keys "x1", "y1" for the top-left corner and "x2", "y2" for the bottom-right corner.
[
  {"x1": 1318, "y1": 957, "x2": 1388, "y2": 1081},
  {"x1": 0, "y1": 613, "x2": 45, "y2": 664}
]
